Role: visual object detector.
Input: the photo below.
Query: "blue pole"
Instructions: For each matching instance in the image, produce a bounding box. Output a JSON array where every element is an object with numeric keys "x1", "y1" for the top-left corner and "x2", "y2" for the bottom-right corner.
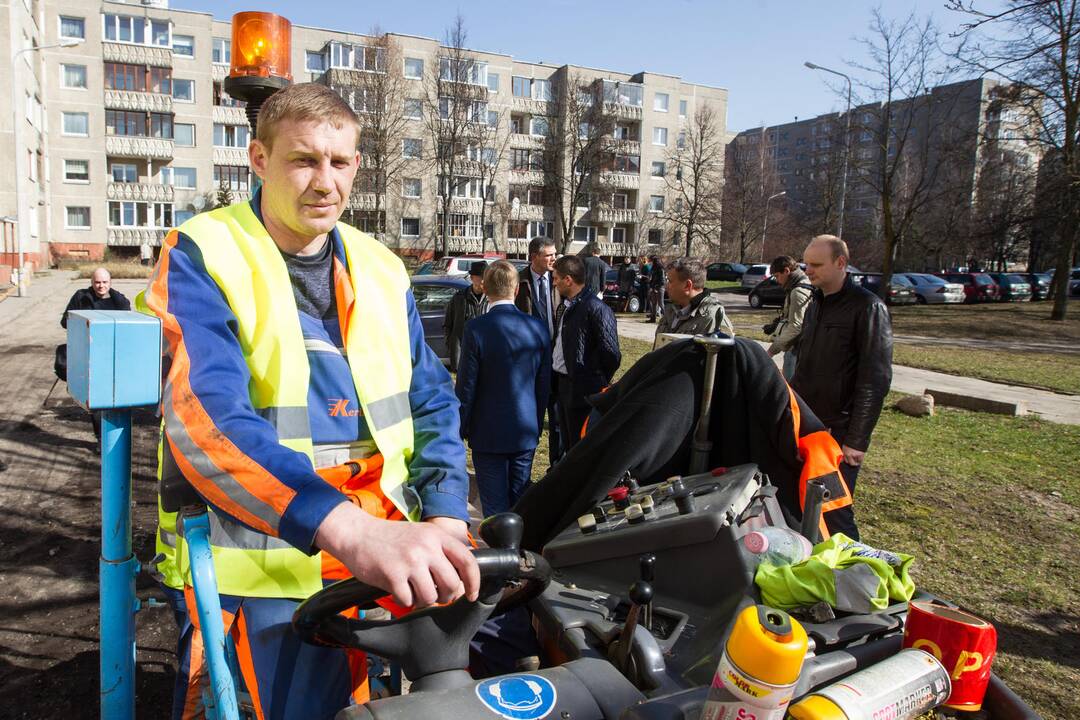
[
  {"x1": 184, "y1": 511, "x2": 240, "y2": 720},
  {"x1": 99, "y1": 410, "x2": 138, "y2": 720}
]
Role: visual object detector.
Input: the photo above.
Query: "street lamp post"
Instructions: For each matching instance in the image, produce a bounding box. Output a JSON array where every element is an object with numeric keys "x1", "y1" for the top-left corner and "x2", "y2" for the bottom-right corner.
[
  {"x1": 760, "y1": 191, "x2": 786, "y2": 262},
  {"x1": 10, "y1": 38, "x2": 83, "y2": 296},
  {"x1": 804, "y1": 61, "x2": 852, "y2": 239}
]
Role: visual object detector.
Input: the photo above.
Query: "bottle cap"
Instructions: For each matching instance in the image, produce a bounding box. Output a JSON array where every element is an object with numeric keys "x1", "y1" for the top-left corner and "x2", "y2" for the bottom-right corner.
[
  {"x1": 726, "y1": 605, "x2": 808, "y2": 686},
  {"x1": 743, "y1": 531, "x2": 769, "y2": 554}
]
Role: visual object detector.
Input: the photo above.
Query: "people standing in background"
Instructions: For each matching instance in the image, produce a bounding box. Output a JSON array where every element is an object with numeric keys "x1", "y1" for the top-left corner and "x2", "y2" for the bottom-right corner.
[
  {"x1": 646, "y1": 256, "x2": 666, "y2": 322},
  {"x1": 444, "y1": 261, "x2": 488, "y2": 372},
  {"x1": 766, "y1": 255, "x2": 814, "y2": 380},
  {"x1": 582, "y1": 242, "x2": 611, "y2": 299},
  {"x1": 515, "y1": 237, "x2": 562, "y2": 465}
]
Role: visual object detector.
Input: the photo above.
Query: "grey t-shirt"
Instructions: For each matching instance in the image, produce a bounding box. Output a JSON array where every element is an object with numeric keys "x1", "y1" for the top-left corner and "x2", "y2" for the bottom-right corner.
[{"x1": 280, "y1": 236, "x2": 336, "y2": 320}]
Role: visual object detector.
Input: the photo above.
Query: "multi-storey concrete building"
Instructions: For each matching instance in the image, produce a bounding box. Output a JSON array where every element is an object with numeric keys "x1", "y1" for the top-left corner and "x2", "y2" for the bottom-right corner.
[{"x1": 0, "y1": 0, "x2": 727, "y2": 272}]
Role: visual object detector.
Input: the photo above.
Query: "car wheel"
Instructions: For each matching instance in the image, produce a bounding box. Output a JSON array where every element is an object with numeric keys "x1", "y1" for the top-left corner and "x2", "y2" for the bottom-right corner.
[
  {"x1": 915, "y1": 294, "x2": 927, "y2": 305},
  {"x1": 628, "y1": 296, "x2": 641, "y2": 313},
  {"x1": 749, "y1": 293, "x2": 763, "y2": 308}
]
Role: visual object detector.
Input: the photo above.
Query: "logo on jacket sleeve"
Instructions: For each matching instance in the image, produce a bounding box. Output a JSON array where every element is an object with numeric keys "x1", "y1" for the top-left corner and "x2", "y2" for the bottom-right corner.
[
  {"x1": 327, "y1": 399, "x2": 362, "y2": 417},
  {"x1": 475, "y1": 674, "x2": 557, "y2": 719}
]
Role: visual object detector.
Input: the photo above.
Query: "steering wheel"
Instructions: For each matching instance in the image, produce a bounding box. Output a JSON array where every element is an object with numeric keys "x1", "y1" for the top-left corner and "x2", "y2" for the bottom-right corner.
[{"x1": 292, "y1": 513, "x2": 551, "y2": 693}]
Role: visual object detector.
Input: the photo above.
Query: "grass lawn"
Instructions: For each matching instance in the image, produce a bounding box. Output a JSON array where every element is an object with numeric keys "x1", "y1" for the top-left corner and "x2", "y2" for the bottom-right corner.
[
  {"x1": 889, "y1": 301, "x2": 1080, "y2": 344},
  {"x1": 705, "y1": 280, "x2": 742, "y2": 291},
  {"x1": 893, "y1": 344, "x2": 1080, "y2": 395}
]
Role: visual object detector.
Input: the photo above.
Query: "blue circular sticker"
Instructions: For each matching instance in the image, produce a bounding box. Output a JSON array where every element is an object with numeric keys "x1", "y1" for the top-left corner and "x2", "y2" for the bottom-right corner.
[{"x1": 474, "y1": 673, "x2": 558, "y2": 720}]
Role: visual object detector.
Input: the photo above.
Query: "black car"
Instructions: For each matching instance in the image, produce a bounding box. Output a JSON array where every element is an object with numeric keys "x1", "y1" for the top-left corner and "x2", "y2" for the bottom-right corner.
[
  {"x1": 746, "y1": 277, "x2": 786, "y2": 308},
  {"x1": 706, "y1": 262, "x2": 748, "y2": 282},
  {"x1": 603, "y1": 265, "x2": 648, "y2": 313},
  {"x1": 411, "y1": 275, "x2": 469, "y2": 364},
  {"x1": 988, "y1": 272, "x2": 1032, "y2": 302},
  {"x1": 1024, "y1": 272, "x2": 1052, "y2": 301},
  {"x1": 850, "y1": 273, "x2": 918, "y2": 305}
]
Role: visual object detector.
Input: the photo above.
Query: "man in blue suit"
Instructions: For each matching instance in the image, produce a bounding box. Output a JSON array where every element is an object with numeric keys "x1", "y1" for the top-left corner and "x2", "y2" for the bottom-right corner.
[{"x1": 456, "y1": 260, "x2": 551, "y2": 516}]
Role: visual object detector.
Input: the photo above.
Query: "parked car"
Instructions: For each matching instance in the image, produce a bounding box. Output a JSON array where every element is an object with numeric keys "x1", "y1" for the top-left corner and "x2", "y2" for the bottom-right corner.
[
  {"x1": 902, "y1": 273, "x2": 966, "y2": 304},
  {"x1": 706, "y1": 262, "x2": 748, "y2": 282},
  {"x1": 603, "y1": 265, "x2": 648, "y2": 313},
  {"x1": 1071, "y1": 268, "x2": 1080, "y2": 297},
  {"x1": 747, "y1": 277, "x2": 787, "y2": 308},
  {"x1": 937, "y1": 272, "x2": 1000, "y2": 303},
  {"x1": 740, "y1": 264, "x2": 771, "y2": 290},
  {"x1": 987, "y1": 272, "x2": 1032, "y2": 302},
  {"x1": 412, "y1": 260, "x2": 435, "y2": 276},
  {"x1": 850, "y1": 272, "x2": 918, "y2": 305},
  {"x1": 430, "y1": 254, "x2": 505, "y2": 277},
  {"x1": 410, "y1": 275, "x2": 469, "y2": 364}
]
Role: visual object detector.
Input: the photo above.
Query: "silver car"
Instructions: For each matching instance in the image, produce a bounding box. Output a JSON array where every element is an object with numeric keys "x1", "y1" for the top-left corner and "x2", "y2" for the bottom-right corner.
[
  {"x1": 740, "y1": 263, "x2": 771, "y2": 290},
  {"x1": 903, "y1": 273, "x2": 965, "y2": 304}
]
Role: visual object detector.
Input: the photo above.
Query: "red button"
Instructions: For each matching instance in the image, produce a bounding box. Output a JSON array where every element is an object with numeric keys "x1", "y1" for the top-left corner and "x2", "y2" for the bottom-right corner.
[{"x1": 607, "y1": 486, "x2": 629, "y2": 502}]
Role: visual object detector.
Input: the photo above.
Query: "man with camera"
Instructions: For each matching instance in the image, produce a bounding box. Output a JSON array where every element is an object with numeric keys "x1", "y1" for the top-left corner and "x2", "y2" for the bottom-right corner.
[{"x1": 764, "y1": 255, "x2": 813, "y2": 380}]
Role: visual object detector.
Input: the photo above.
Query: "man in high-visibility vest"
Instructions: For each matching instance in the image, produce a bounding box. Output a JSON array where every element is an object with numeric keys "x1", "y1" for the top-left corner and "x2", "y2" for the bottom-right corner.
[{"x1": 144, "y1": 83, "x2": 479, "y2": 719}]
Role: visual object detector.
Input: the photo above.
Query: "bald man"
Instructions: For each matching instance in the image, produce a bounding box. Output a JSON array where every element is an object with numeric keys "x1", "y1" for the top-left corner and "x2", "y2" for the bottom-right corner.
[
  {"x1": 61, "y1": 268, "x2": 131, "y2": 328},
  {"x1": 791, "y1": 236, "x2": 892, "y2": 540}
]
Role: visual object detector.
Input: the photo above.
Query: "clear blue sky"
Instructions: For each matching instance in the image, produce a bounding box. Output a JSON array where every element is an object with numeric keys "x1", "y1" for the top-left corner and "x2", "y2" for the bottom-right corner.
[{"x1": 179, "y1": 0, "x2": 975, "y2": 132}]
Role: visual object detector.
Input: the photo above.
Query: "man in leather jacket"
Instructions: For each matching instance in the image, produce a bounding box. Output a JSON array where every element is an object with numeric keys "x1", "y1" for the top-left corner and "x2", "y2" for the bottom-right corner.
[{"x1": 792, "y1": 235, "x2": 893, "y2": 539}]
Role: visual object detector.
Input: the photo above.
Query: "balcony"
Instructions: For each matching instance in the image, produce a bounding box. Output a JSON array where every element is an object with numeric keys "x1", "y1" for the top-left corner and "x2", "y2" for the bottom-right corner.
[
  {"x1": 445, "y1": 237, "x2": 487, "y2": 254},
  {"x1": 610, "y1": 139, "x2": 641, "y2": 156},
  {"x1": 105, "y1": 135, "x2": 174, "y2": 160},
  {"x1": 510, "y1": 133, "x2": 547, "y2": 150},
  {"x1": 512, "y1": 204, "x2": 553, "y2": 222},
  {"x1": 348, "y1": 192, "x2": 378, "y2": 210},
  {"x1": 601, "y1": 172, "x2": 640, "y2": 190},
  {"x1": 448, "y1": 197, "x2": 484, "y2": 214},
  {"x1": 213, "y1": 105, "x2": 248, "y2": 125},
  {"x1": 107, "y1": 227, "x2": 168, "y2": 247},
  {"x1": 503, "y1": 238, "x2": 530, "y2": 255},
  {"x1": 595, "y1": 207, "x2": 638, "y2": 224},
  {"x1": 509, "y1": 169, "x2": 545, "y2": 186},
  {"x1": 103, "y1": 42, "x2": 173, "y2": 69},
  {"x1": 212, "y1": 63, "x2": 229, "y2": 82},
  {"x1": 104, "y1": 89, "x2": 172, "y2": 114},
  {"x1": 106, "y1": 182, "x2": 175, "y2": 203},
  {"x1": 512, "y1": 97, "x2": 553, "y2": 116},
  {"x1": 604, "y1": 102, "x2": 644, "y2": 121},
  {"x1": 213, "y1": 147, "x2": 250, "y2": 166}
]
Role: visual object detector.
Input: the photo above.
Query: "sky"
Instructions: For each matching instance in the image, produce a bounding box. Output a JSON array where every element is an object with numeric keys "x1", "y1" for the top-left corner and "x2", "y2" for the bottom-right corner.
[{"x1": 177, "y1": 0, "x2": 982, "y2": 133}]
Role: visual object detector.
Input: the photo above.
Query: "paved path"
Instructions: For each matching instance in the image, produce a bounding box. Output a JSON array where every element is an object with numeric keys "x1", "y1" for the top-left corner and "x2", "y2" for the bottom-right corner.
[{"x1": 617, "y1": 315, "x2": 1080, "y2": 425}]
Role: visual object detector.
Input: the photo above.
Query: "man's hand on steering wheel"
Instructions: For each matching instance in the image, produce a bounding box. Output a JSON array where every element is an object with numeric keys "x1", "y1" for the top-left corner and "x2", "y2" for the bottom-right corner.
[{"x1": 314, "y1": 501, "x2": 480, "y2": 608}]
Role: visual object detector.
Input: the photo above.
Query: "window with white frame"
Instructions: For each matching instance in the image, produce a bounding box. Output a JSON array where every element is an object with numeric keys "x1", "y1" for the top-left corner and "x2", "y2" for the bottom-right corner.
[
  {"x1": 214, "y1": 165, "x2": 250, "y2": 191},
  {"x1": 402, "y1": 178, "x2": 422, "y2": 198},
  {"x1": 439, "y1": 57, "x2": 488, "y2": 86},
  {"x1": 66, "y1": 206, "x2": 91, "y2": 229},
  {"x1": 401, "y1": 217, "x2": 420, "y2": 237},
  {"x1": 305, "y1": 51, "x2": 326, "y2": 73},
  {"x1": 173, "y1": 35, "x2": 194, "y2": 57},
  {"x1": 172, "y1": 78, "x2": 194, "y2": 102},
  {"x1": 573, "y1": 226, "x2": 596, "y2": 243},
  {"x1": 487, "y1": 110, "x2": 499, "y2": 128},
  {"x1": 109, "y1": 201, "x2": 173, "y2": 227},
  {"x1": 62, "y1": 112, "x2": 89, "y2": 136},
  {"x1": 213, "y1": 124, "x2": 249, "y2": 147},
  {"x1": 402, "y1": 138, "x2": 422, "y2": 158},
  {"x1": 654, "y1": 93, "x2": 669, "y2": 112},
  {"x1": 110, "y1": 162, "x2": 137, "y2": 183},
  {"x1": 61, "y1": 64, "x2": 87, "y2": 89},
  {"x1": 329, "y1": 42, "x2": 386, "y2": 72},
  {"x1": 649, "y1": 195, "x2": 665, "y2": 212},
  {"x1": 437, "y1": 213, "x2": 483, "y2": 238},
  {"x1": 651, "y1": 161, "x2": 666, "y2": 177},
  {"x1": 103, "y1": 14, "x2": 170, "y2": 46},
  {"x1": 59, "y1": 16, "x2": 85, "y2": 39},
  {"x1": 174, "y1": 123, "x2": 195, "y2": 147},
  {"x1": 488, "y1": 72, "x2": 500, "y2": 92},
  {"x1": 404, "y1": 57, "x2": 423, "y2": 80},
  {"x1": 653, "y1": 127, "x2": 668, "y2": 146},
  {"x1": 404, "y1": 98, "x2": 423, "y2": 120},
  {"x1": 602, "y1": 80, "x2": 643, "y2": 107},
  {"x1": 530, "y1": 116, "x2": 549, "y2": 137},
  {"x1": 679, "y1": 99, "x2": 688, "y2": 118},
  {"x1": 532, "y1": 78, "x2": 552, "y2": 101},
  {"x1": 151, "y1": 20, "x2": 170, "y2": 47},
  {"x1": 611, "y1": 227, "x2": 626, "y2": 243},
  {"x1": 677, "y1": 131, "x2": 686, "y2": 149},
  {"x1": 162, "y1": 166, "x2": 197, "y2": 188},
  {"x1": 439, "y1": 176, "x2": 487, "y2": 199},
  {"x1": 530, "y1": 221, "x2": 552, "y2": 239},
  {"x1": 212, "y1": 38, "x2": 231, "y2": 65},
  {"x1": 512, "y1": 76, "x2": 531, "y2": 98},
  {"x1": 64, "y1": 159, "x2": 90, "y2": 182}
]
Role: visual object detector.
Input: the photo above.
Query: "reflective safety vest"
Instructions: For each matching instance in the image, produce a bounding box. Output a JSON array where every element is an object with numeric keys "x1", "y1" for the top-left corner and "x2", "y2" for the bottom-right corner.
[
  {"x1": 145, "y1": 202, "x2": 419, "y2": 599},
  {"x1": 784, "y1": 385, "x2": 852, "y2": 540}
]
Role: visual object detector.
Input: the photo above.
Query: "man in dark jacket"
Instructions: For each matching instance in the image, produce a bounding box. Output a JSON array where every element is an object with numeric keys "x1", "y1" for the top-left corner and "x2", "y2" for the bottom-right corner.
[
  {"x1": 646, "y1": 256, "x2": 666, "y2": 322},
  {"x1": 443, "y1": 261, "x2": 487, "y2": 371},
  {"x1": 515, "y1": 237, "x2": 562, "y2": 464},
  {"x1": 792, "y1": 235, "x2": 893, "y2": 539},
  {"x1": 551, "y1": 255, "x2": 620, "y2": 456},
  {"x1": 60, "y1": 268, "x2": 131, "y2": 328},
  {"x1": 582, "y1": 243, "x2": 610, "y2": 299}
]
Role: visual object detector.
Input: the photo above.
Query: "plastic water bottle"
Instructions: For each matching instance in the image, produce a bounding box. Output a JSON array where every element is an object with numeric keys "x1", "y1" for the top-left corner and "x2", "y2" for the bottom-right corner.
[{"x1": 742, "y1": 527, "x2": 813, "y2": 567}]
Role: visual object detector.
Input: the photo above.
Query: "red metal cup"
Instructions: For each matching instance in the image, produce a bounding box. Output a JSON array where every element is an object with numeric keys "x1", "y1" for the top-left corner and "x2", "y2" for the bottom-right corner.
[{"x1": 902, "y1": 601, "x2": 997, "y2": 711}]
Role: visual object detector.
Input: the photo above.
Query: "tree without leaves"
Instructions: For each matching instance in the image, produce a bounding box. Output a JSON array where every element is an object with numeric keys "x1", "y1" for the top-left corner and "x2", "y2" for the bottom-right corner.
[
  {"x1": 721, "y1": 134, "x2": 781, "y2": 263},
  {"x1": 948, "y1": 0, "x2": 1080, "y2": 320},
  {"x1": 662, "y1": 103, "x2": 725, "y2": 256},
  {"x1": 475, "y1": 102, "x2": 513, "y2": 253}
]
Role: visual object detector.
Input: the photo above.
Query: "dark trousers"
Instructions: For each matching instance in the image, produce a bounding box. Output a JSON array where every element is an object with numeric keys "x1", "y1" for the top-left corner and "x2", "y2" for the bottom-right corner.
[
  {"x1": 828, "y1": 460, "x2": 861, "y2": 540},
  {"x1": 473, "y1": 448, "x2": 535, "y2": 517},
  {"x1": 447, "y1": 336, "x2": 462, "y2": 372},
  {"x1": 546, "y1": 386, "x2": 563, "y2": 465},
  {"x1": 555, "y1": 373, "x2": 590, "y2": 455}
]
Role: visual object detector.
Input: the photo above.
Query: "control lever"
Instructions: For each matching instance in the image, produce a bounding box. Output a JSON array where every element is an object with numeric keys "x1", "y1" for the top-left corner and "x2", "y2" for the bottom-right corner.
[
  {"x1": 616, "y1": 580, "x2": 653, "y2": 675},
  {"x1": 639, "y1": 554, "x2": 656, "y2": 631}
]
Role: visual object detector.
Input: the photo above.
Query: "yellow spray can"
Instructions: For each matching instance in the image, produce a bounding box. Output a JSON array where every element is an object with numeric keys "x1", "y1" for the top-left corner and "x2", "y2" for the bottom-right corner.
[{"x1": 701, "y1": 605, "x2": 808, "y2": 720}]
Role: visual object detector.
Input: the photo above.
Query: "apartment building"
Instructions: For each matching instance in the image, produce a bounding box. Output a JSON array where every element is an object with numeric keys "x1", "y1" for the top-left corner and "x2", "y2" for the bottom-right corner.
[{"x1": 0, "y1": 0, "x2": 727, "y2": 269}]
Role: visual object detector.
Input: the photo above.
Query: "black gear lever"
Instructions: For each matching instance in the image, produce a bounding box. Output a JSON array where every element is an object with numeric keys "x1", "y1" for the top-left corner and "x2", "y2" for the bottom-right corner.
[
  {"x1": 639, "y1": 553, "x2": 656, "y2": 631},
  {"x1": 478, "y1": 512, "x2": 523, "y2": 552},
  {"x1": 616, "y1": 580, "x2": 653, "y2": 674}
]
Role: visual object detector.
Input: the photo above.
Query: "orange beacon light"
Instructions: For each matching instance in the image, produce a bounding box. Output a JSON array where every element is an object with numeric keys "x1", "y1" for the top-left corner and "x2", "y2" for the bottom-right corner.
[{"x1": 223, "y1": 12, "x2": 292, "y2": 137}]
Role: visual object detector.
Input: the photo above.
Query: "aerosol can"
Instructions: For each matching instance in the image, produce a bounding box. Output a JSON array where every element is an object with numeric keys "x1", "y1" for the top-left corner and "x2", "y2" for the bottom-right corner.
[
  {"x1": 786, "y1": 649, "x2": 951, "y2": 720},
  {"x1": 701, "y1": 605, "x2": 808, "y2": 720}
]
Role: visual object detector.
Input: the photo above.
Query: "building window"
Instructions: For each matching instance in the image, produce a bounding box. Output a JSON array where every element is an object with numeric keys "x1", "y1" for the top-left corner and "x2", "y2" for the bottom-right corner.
[
  {"x1": 174, "y1": 123, "x2": 195, "y2": 147},
  {"x1": 612, "y1": 227, "x2": 626, "y2": 244},
  {"x1": 103, "y1": 14, "x2": 144, "y2": 44},
  {"x1": 403, "y1": 98, "x2": 423, "y2": 120},
  {"x1": 305, "y1": 51, "x2": 326, "y2": 73},
  {"x1": 487, "y1": 110, "x2": 499, "y2": 128},
  {"x1": 402, "y1": 138, "x2": 422, "y2": 158},
  {"x1": 439, "y1": 57, "x2": 487, "y2": 85},
  {"x1": 213, "y1": 124, "x2": 249, "y2": 147},
  {"x1": 212, "y1": 38, "x2": 231, "y2": 65},
  {"x1": 105, "y1": 63, "x2": 145, "y2": 92},
  {"x1": 109, "y1": 201, "x2": 173, "y2": 227},
  {"x1": 61, "y1": 111, "x2": 89, "y2": 136},
  {"x1": 611, "y1": 154, "x2": 640, "y2": 173},
  {"x1": 573, "y1": 226, "x2": 596, "y2": 243},
  {"x1": 106, "y1": 111, "x2": 171, "y2": 138},
  {"x1": 213, "y1": 81, "x2": 244, "y2": 107},
  {"x1": 532, "y1": 78, "x2": 552, "y2": 101},
  {"x1": 66, "y1": 206, "x2": 91, "y2": 229},
  {"x1": 64, "y1": 159, "x2": 90, "y2": 182},
  {"x1": 677, "y1": 131, "x2": 686, "y2": 149},
  {"x1": 602, "y1": 80, "x2": 643, "y2": 107},
  {"x1": 529, "y1": 117, "x2": 549, "y2": 137},
  {"x1": 59, "y1": 16, "x2": 85, "y2": 40},
  {"x1": 329, "y1": 42, "x2": 386, "y2": 72},
  {"x1": 487, "y1": 72, "x2": 499, "y2": 92},
  {"x1": 214, "y1": 165, "x2": 250, "y2": 191},
  {"x1": 172, "y1": 78, "x2": 194, "y2": 102},
  {"x1": 61, "y1": 64, "x2": 87, "y2": 89},
  {"x1": 679, "y1": 99, "x2": 688, "y2": 118},
  {"x1": 649, "y1": 195, "x2": 665, "y2": 212},
  {"x1": 173, "y1": 35, "x2": 194, "y2": 57},
  {"x1": 402, "y1": 178, "x2": 421, "y2": 198},
  {"x1": 151, "y1": 20, "x2": 170, "y2": 47},
  {"x1": 512, "y1": 76, "x2": 531, "y2": 98},
  {"x1": 651, "y1": 161, "x2": 666, "y2": 177},
  {"x1": 162, "y1": 166, "x2": 197, "y2": 188},
  {"x1": 150, "y1": 67, "x2": 172, "y2": 94},
  {"x1": 110, "y1": 162, "x2": 138, "y2": 183},
  {"x1": 654, "y1": 93, "x2": 669, "y2": 112},
  {"x1": 401, "y1": 217, "x2": 420, "y2": 237},
  {"x1": 404, "y1": 57, "x2": 423, "y2": 80},
  {"x1": 653, "y1": 127, "x2": 668, "y2": 146},
  {"x1": 648, "y1": 228, "x2": 662, "y2": 244}
]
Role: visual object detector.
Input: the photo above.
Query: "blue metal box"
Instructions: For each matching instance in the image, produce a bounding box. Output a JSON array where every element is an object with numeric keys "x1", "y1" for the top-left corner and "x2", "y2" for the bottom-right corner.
[{"x1": 66, "y1": 310, "x2": 162, "y2": 410}]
